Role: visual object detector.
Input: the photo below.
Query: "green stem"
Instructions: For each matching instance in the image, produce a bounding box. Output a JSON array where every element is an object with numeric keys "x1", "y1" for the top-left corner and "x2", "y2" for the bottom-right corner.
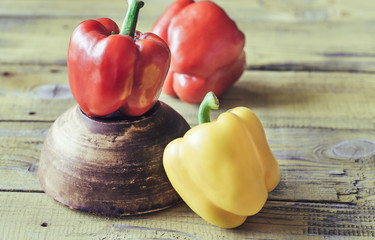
[
  {"x1": 119, "y1": 0, "x2": 144, "y2": 38},
  {"x1": 198, "y1": 92, "x2": 220, "y2": 124}
]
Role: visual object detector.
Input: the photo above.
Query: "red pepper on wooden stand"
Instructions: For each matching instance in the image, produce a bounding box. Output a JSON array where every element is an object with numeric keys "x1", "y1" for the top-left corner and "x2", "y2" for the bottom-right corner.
[
  {"x1": 39, "y1": 0, "x2": 191, "y2": 216},
  {"x1": 152, "y1": 0, "x2": 246, "y2": 104},
  {"x1": 68, "y1": 0, "x2": 171, "y2": 117}
]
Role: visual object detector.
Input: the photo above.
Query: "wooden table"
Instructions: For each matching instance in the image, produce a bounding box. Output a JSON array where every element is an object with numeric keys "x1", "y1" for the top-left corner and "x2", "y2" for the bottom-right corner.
[{"x1": 1, "y1": 0, "x2": 375, "y2": 239}]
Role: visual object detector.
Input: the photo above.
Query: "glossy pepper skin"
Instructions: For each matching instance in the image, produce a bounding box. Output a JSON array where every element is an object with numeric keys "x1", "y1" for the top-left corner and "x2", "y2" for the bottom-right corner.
[
  {"x1": 163, "y1": 92, "x2": 280, "y2": 228},
  {"x1": 68, "y1": 0, "x2": 170, "y2": 117},
  {"x1": 152, "y1": 0, "x2": 246, "y2": 104}
]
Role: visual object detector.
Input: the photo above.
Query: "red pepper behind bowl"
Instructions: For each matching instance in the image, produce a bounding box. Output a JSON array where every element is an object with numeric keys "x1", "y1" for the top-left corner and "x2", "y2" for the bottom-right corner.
[{"x1": 152, "y1": 0, "x2": 246, "y2": 104}]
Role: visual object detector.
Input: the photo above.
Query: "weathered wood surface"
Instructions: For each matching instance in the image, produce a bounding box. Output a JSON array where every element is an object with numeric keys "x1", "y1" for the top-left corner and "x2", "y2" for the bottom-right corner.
[
  {"x1": 1, "y1": 0, "x2": 375, "y2": 239},
  {"x1": 1, "y1": 192, "x2": 374, "y2": 240},
  {"x1": 1, "y1": 0, "x2": 375, "y2": 71},
  {"x1": 1, "y1": 65, "x2": 375, "y2": 130},
  {"x1": 2, "y1": 120, "x2": 375, "y2": 204}
]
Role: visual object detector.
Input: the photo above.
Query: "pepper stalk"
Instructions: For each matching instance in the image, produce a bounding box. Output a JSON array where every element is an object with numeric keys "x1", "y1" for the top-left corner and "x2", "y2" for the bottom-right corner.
[
  {"x1": 120, "y1": 0, "x2": 144, "y2": 38},
  {"x1": 198, "y1": 92, "x2": 220, "y2": 125}
]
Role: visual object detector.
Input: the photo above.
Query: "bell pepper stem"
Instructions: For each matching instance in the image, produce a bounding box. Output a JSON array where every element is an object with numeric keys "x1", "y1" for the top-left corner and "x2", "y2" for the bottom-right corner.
[
  {"x1": 198, "y1": 92, "x2": 220, "y2": 124},
  {"x1": 120, "y1": 0, "x2": 144, "y2": 38}
]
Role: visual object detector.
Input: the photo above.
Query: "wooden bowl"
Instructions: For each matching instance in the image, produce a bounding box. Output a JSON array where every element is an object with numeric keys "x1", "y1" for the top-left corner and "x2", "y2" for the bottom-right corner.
[{"x1": 38, "y1": 101, "x2": 190, "y2": 216}]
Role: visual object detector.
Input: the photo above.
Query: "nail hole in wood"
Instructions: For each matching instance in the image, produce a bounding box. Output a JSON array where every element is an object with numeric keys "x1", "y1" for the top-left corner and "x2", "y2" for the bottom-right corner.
[
  {"x1": 2, "y1": 72, "x2": 11, "y2": 76},
  {"x1": 29, "y1": 112, "x2": 36, "y2": 115},
  {"x1": 41, "y1": 222, "x2": 48, "y2": 227},
  {"x1": 27, "y1": 164, "x2": 37, "y2": 173}
]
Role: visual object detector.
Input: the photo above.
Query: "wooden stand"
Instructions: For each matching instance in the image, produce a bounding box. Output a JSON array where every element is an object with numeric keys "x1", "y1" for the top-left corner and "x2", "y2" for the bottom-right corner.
[{"x1": 38, "y1": 101, "x2": 190, "y2": 216}]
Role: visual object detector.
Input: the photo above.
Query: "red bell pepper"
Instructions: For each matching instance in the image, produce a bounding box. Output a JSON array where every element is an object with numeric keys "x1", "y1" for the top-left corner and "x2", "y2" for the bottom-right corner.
[
  {"x1": 68, "y1": 0, "x2": 170, "y2": 117},
  {"x1": 152, "y1": 0, "x2": 246, "y2": 104}
]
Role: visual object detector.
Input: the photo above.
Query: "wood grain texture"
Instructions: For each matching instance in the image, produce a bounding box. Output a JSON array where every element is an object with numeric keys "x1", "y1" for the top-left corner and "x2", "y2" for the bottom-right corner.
[
  {"x1": 0, "y1": 64, "x2": 75, "y2": 121},
  {"x1": 1, "y1": 0, "x2": 375, "y2": 71},
  {"x1": 1, "y1": 64, "x2": 375, "y2": 130},
  {"x1": 2, "y1": 0, "x2": 375, "y2": 22},
  {"x1": 0, "y1": 121, "x2": 47, "y2": 192},
  {"x1": 2, "y1": 121, "x2": 375, "y2": 207},
  {"x1": 0, "y1": 192, "x2": 374, "y2": 240},
  {"x1": 1, "y1": 0, "x2": 375, "y2": 238}
]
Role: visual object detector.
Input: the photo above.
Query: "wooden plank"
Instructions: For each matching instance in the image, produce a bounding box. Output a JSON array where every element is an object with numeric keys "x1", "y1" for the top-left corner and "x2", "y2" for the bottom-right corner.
[
  {"x1": 1, "y1": 65, "x2": 375, "y2": 130},
  {"x1": 0, "y1": 0, "x2": 174, "y2": 18},
  {"x1": 0, "y1": 65, "x2": 75, "y2": 121},
  {"x1": 1, "y1": 0, "x2": 374, "y2": 239},
  {"x1": 1, "y1": 2, "x2": 375, "y2": 71},
  {"x1": 0, "y1": 121, "x2": 48, "y2": 192},
  {"x1": 223, "y1": 71, "x2": 375, "y2": 130},
  {"x1": 270, "y1": 129, "x2": 375, "y2": 205},
  {"x1": 0, "y1": 192, "x2": 374, "y2": 239},
  {"x1": 2, "y1": 120, "x2": 375, "y2": 208},
  {"x1": 2, "y1": 0, "x2": 375, "y2": 22},
  {"x1": 243, "y1": 20, "x2": 375, "y2": 72}
]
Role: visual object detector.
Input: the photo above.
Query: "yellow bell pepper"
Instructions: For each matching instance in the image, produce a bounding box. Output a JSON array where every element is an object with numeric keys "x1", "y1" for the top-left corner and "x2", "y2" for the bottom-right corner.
[{"x1": 163, "y1": 92, "x2": 280, "y2": 228}]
